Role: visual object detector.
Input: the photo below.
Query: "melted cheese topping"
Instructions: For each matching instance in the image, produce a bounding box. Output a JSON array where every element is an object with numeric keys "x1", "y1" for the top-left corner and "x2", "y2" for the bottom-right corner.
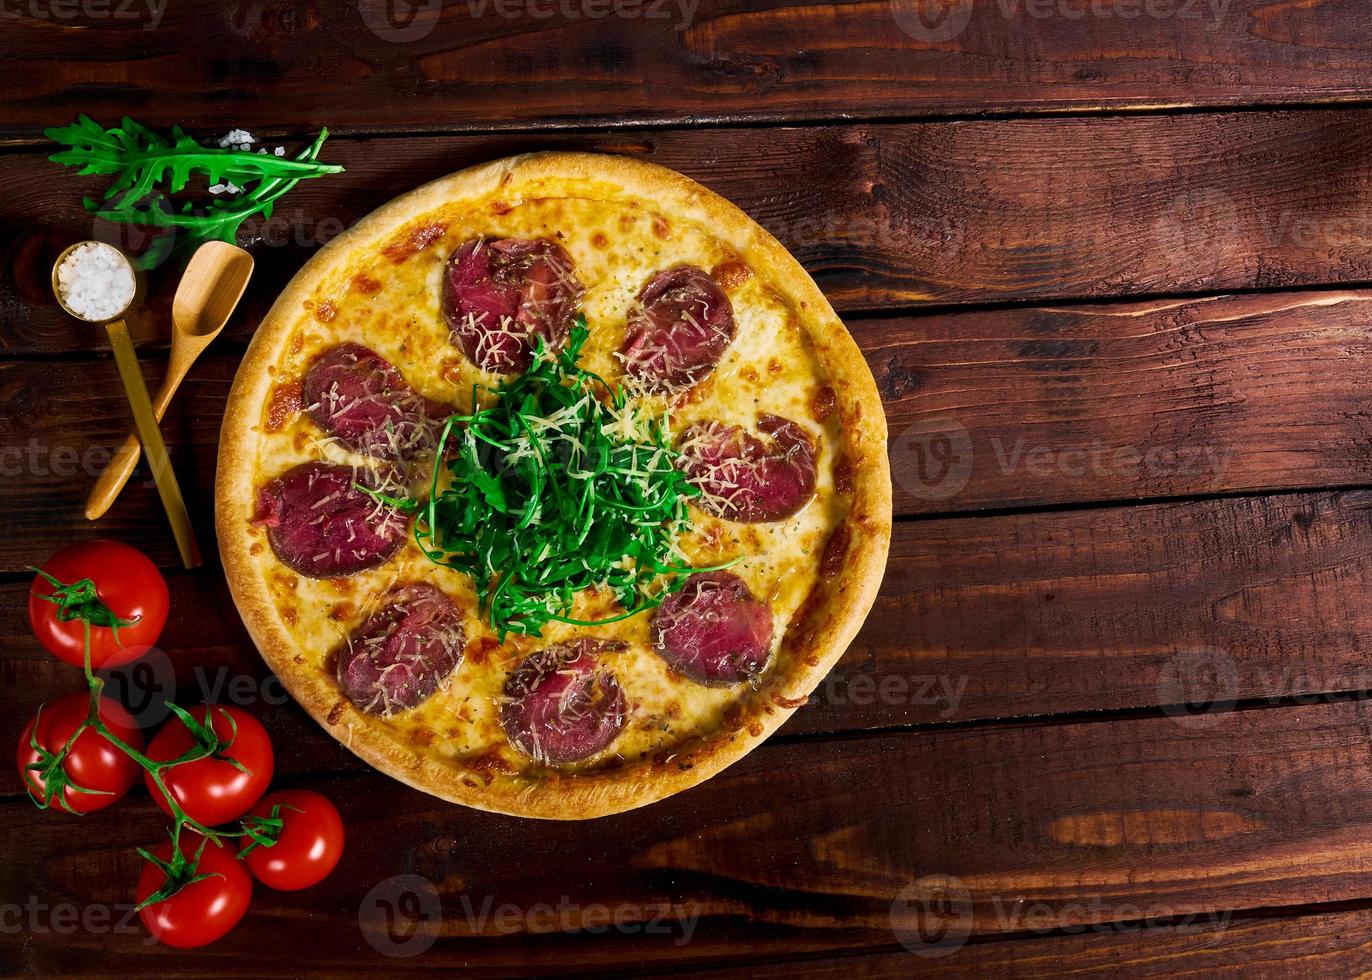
[{"x1": 244, "y1": 193, "x2": 848, "y2": 777}]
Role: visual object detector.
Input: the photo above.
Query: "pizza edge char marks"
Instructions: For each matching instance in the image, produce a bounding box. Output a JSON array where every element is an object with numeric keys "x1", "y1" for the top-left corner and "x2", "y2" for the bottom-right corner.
[{"x1": 218, "y1": 153, "x2": 891, "y2": 818}]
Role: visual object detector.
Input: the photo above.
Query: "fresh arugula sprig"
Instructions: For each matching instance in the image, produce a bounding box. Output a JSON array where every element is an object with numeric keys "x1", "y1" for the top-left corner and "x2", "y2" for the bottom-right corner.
[
  {"x1": 45, "y1": 115, "x2": 344, "y2": 269},
  {"x1": 411, "y1": 319, "x2": 718, "y2": 640}
]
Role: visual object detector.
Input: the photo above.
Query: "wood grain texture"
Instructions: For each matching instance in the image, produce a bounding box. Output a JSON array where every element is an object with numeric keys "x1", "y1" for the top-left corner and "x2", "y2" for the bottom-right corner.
[
  {"x1": 875, "y1": 290, "x2": 1372, "y2": 513},
  {"x1": 2, "y1": 288, "x2": 1372, "y2": 565},
  {"x1": 9, "y1": 112, "x2": 1372, "y2": 352},
  {"x1": 673, "y1": 906, "x2": 1372, "y2": 978},
  {"x1": 6, "y1": 21, "x2": 1372, "y2": 971},
  {"x1": 3, "y1": 0, "x2": 1372, "y2": 141},
  {"x1": 7, "y1": 700, "x2": 1372, "y2": 974},
  {"x1": 7, "y1": 490, "x2": 1372, "y2": 740},
  {"x1": 0, "y1": 353, "x2": 228, "y2": 566},
  {"x1": 869, "y1": 489, "x2": 1372, "y2": 725}
]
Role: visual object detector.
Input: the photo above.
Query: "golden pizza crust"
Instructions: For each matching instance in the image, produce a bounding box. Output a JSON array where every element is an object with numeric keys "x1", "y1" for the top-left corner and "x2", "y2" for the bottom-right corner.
[{"x1": 216, "y1": 153, "x2": 891, "y2": 819}]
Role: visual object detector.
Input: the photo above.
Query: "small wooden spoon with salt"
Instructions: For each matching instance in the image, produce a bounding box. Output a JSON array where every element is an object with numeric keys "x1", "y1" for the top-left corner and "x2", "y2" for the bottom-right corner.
[{"x1": 85, "y1": 241, "x2": 254, "y2": 520}]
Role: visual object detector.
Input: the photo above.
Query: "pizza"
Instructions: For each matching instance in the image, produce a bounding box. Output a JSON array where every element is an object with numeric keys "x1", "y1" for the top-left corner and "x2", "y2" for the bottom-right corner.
[{"x1": 216, "y1": 153, "x2": 891, "y2": 819}]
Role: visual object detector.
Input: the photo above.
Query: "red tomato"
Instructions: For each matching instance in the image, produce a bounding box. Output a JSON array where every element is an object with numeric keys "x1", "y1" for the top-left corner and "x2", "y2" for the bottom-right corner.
[
  {"x1": 136, "y1": 834, "x2": 252, "y2": 948},
  {"x1": 144, "y1": 704, "x2": 274, "y2": 826},
  {"x1": 16, "y1": 692, "x2": 144, "y2": 814},
  {"x1": 29, "y1": 540, "x2": 169, "y2": 669},
  {"x1": 242, "y1": 789, "x2": 345, "y2": 890}
]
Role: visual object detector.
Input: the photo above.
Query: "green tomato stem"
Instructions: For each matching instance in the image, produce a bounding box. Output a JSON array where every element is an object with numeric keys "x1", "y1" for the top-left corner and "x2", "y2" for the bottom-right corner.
[{"x1": 28, "y1": 580, "x2": 268, "y2": 904}]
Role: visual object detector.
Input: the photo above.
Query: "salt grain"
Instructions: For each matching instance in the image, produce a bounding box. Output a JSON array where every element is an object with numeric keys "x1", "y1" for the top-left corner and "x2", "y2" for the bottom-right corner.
[
  {"x1": 218, "y1": 129, "x2": 256, "y2": 151},
  {"x1": 56, "y1": 243, "x2": 136, "y2": 322}
]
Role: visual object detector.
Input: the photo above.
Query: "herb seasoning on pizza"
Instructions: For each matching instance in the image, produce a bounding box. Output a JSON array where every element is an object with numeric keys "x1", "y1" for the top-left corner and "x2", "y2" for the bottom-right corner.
[{"x1": 217, "y1": 153, "x2": 891, "y2": 818}]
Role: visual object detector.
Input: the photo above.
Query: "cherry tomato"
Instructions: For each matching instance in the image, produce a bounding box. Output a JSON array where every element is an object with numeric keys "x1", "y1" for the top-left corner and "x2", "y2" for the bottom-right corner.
[
  {"x1": 136, "y1": 834, "x2": 252, "y2": 948},
  {"x1": 29, "y1": 540, "x2": 169, "y2": 669},
  {"x1": 241, "y1": 789, "x2": 345, "y2": 890},
  {"x1": 16, "y1": 692, "x2": 144, "y2": 814},
  {"x1": 144, "y1": 704, "x2": 274, "y2": 826}
]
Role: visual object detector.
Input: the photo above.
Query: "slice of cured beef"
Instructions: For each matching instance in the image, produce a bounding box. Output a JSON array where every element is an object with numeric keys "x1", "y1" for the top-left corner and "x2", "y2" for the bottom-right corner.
[
  {"x1": 619, "y1": 266, "x2": 735, "y2": 393},
  {"x1": 651, "y1": 571, "x2": 773, "y2": 686},
  {"x1": 336, "y1": 583, "x2": 465, "y2": 716},
  {"x1": 676, "y1": 414, "x2": 818, "y2": 522},
  {"x1": 500, "y1": 639, "x2": 626, "y2": 765},
  {"x1": 302, "y1": 343, "x2": 447, "y2": 460},
  {"x1": 442, "y1": 237, "x2": 583, "y2": 374},
  {"x1": 255, "y1": 461, "x2": 407, "y2": 578}
]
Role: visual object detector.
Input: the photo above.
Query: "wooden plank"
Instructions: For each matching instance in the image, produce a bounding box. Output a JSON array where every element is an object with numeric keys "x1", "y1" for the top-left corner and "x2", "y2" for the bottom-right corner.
[
  {"x1": 3, "y1": 0, "x2": 1372, "y2": 141},
  {"x1": 863, "y1": 489, "x2": 1372, "y2": 725},
  {"x1": 7, "y1": 700, "x2": 1372, "y2": 973},
  {"x1": 874, "y1": 291, "x2": 1372, "y2": 514},
  {"x1": 10, "y1": 112, "x2": 1372, "y2": 353},
  {"x1": 7, "y1": 489, "x2": 1372, "y2": 737},
  {"x1": 672, "y1": 906, "x2": 1372, "y2": 978},
  {"x1": 3, "y1": 287, "x2": 1372, "y2": 564},
  {"x1": 0, "y1": 352, "x2": 229, "y2": 566}
]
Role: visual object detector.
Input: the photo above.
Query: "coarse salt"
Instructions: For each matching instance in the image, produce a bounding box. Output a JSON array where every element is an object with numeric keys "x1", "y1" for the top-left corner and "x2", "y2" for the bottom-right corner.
[
  {"x1": 56, "y1": 242, "x2": 136, "y2": 322},
  {"x1": 218, "y1": 129, "x2": 256, "y2": 151}
]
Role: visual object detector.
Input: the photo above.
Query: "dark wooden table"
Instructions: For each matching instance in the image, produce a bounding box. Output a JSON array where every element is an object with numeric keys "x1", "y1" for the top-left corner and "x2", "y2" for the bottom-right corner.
[{"x1": 5, "y1": 2, "x2": 1372, "y2": 975}]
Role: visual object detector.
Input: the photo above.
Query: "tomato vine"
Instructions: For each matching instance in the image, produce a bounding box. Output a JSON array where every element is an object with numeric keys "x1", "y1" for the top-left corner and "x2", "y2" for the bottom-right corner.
[{"x1": 22, "y1": 572, "x2": 281, "y2": 910}]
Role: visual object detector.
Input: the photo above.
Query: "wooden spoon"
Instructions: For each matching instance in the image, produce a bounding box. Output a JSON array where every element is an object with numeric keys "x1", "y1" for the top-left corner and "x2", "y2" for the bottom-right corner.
[{"x1": 85, "y1": 241, "x2": 254, "y2": 521}]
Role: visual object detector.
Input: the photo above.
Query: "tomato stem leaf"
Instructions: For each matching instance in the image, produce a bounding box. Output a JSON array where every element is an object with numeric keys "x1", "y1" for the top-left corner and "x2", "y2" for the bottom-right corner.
[
  {"x1": 28, "y1": 567, "x2": 140, "y2": 645},
  {"x1": 24, "y1": 577, "x2": 271, "y2": 912}
]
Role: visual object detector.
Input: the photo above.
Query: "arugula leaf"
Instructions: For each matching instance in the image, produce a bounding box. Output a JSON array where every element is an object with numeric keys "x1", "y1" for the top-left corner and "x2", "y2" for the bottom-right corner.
[
  {"x1": 45, "y1": 116, "x2": 344, "y2": 269},
  {"x1": 415, "y1": 320, "x2": 721, "y2": 640}
]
